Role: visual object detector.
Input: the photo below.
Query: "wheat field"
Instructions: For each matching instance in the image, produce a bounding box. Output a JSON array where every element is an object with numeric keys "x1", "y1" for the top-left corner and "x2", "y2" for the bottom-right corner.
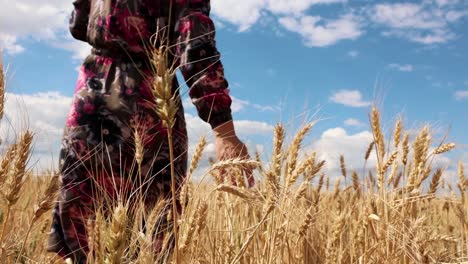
[{"x1": 0, "y1": 48, "x2": 467, "y2": 264}]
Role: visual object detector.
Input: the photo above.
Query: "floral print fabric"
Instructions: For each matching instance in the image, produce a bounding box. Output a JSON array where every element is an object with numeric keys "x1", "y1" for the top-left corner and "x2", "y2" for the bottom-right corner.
[
  {"x1": 47, "y1": 0, "x2": 232, "y2": 262},
  {"x1": 70, "y1": 0, "x2": 233, "y2": 128}
]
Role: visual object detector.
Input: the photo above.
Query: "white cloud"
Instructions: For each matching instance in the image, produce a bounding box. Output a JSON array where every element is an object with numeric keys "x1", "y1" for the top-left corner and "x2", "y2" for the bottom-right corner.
[
  {"x1": 0, "y1": 0, "x2": 91, "y2": 59},
  {"x1": 0, "y1": 33, "x2": 25, "y2": 55},
  {"x1": 185, "y1": 112, "x2": 272, "y2": 138},
  {"x1": 183, "y1": 96, "x2": 278, "y2": 114},
  {"x1": 309, "y1": 126, "x2": 464, "y2": 186},
  {"x1": 210, "y1": 0, "x2": 466, "y2": 47},
  {"x1": 344, "y1": 118, "x2": 366, "y2": 128},
  {"x1": 370, "y1": 2, "x2": 465, "y2": 44},
  {"x1": 53, "y1": 38, "x2": 92, "y2": 61},
  {"x1": 0, "y1": 1, "x2": 69, "y2": 37},
  {"x1": 231, "y1": 97, "x2": 251, "y2": 113},
  {"x1": 313, "y1": 127, "x2": 376, "y2": 174},
  {"x1": 445, "y1": 10, "x2": 468, "y2": 22},
  {"x1": 383, "y1": 28, "x2": 456, "y2": 45},
  {"x1": 279, "y1": 14, "x2": 363, "y2": 47},
  {"x1": 211, "y1": 0, "x2": 361, "y2": 48},
  {"x1": 211, "y1": 0, "x2": 266, "y2": 32},
  {"x1": 234, "y1": 120, "x2": 274, "y2": 136},
  {"x1": 388, "y1": 63, "x2": 414, "y2": 72},
  {"x1": 211, "y1": 0, "x2": 348, "y2": 32},
  {"x1": 372, "y1": 3, "x2": 445, "y2": 29},
  {"x1": 329, "y1": 90, "x2": 371, "y2": 107},
  {"x1": 0, "y1": 1, "x2": 70, "y2": 54},
  {"x1": 347, "y1": 50, "x2": 359, "y2": 58},
  {"x1": 252, "y1": 104, "x2": 278, "y2": 112},
  {"x1": 1, "y1": 92, "x2": 72, "y2": 170},
  {"x1": 2, "y1": 0, "x2": 467, "y2": 57},
  {"x1": 454, "y1": 90, "x2": 468, "y2": 100}
]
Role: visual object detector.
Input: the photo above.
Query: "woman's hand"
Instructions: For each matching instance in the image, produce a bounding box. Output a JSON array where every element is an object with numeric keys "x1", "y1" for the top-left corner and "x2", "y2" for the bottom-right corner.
[{"x1": 213, "y1": 121, "x2": 255, "y2": 188}]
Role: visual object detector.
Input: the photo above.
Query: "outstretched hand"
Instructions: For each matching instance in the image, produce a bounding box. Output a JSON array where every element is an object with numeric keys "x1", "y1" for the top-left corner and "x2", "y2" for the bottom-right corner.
[{"x1": 213, "y1": 121, "x2": 255, "y2": 188}]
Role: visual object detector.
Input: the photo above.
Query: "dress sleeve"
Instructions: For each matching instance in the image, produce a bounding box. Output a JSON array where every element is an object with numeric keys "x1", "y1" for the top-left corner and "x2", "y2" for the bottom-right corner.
[
  {"x1": 174, "y1": 0, "x2": 233, "y2": 129},
  {"x1": 70, "y1": 0, "x2": 90, "y2": 42}
]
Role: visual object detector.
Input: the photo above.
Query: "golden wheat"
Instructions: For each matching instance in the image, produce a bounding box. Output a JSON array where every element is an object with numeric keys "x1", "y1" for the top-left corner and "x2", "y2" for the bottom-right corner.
[{"x1": 0, "y1": 93, "x2": 464, "y2": 264}]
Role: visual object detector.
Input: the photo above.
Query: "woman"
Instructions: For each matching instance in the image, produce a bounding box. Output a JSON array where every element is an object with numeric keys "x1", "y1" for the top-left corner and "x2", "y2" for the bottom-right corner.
[{"x1": 46, "y1": 0, "x2": 253, "y2": 262}]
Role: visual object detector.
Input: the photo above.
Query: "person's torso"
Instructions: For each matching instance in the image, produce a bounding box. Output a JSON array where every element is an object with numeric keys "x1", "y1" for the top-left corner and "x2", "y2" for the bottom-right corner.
[{"x1": 86, "y1": 0, "x2": 179, "y2": 54}]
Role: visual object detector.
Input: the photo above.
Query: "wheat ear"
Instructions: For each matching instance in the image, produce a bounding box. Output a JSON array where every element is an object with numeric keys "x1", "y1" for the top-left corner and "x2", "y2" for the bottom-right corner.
[
  {"x1": 433, "y1": 143, "x2": 455, "y2": 155},
  {"x1": 0, "y1": 53, "x2": 5, "y2": 122},
  {"x1": 393, "y1": 117, "x2": 402, "y2": 149},
  {"x1": 6, "y1": 131, "x2": 33, "y2": 205},
  {"x1": 285, "y1": 122, "x2": 315, "y2": 182},
  {"x1": 106, "y1": 203, "x2": 129, "y2": 263},
  {"x1": 150, "y1": 44, "x2": 181, "y2": 263},
  {"x1": 17, "y1": 173, "x2": 59, "y2": 262}
]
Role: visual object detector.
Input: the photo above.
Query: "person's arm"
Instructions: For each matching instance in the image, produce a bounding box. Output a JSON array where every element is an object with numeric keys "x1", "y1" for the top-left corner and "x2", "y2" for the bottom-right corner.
[
  {"x1": 174, "y1": 0, "x2": 254, "y2": 187},
  {"x1": 174, "y1": 0, "x2": 232, "y2": 129},
  {"x1": 70, "y1": 0, "x2": 90, "y2": 42}
]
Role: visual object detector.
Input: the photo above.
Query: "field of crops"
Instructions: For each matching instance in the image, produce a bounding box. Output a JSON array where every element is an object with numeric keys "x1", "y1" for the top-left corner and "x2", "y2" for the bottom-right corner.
[{"x1": 0, "y1": 51, "x2": 466, "y2": 264}]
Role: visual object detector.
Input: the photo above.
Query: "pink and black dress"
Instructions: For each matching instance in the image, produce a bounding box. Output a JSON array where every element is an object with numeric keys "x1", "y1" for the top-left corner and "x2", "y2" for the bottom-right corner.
[{"x1": 46, "y1": 0, "x2": 232, "y2": 262}]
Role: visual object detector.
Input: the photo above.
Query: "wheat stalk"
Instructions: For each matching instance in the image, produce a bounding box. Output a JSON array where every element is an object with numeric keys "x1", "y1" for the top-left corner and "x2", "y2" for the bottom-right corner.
[
  {"x1": 326, "y1": 213, "x2": 346, "y2": 263},
  {"x1": 215, "y1": 184, "x2": 257, "y2": 201},
  {"x1": 433, "y1": 143, "x2": 455, "y2": 155},
  {"x1": 428, "y1": 169, "x2": 442, "y2": 195},
  {"x1": 458, "y1": 161, "x2": 466, "y2": 204},
  {"x1": 298, "y1": 204, "x2": 316, "y2": 238},
  {"x1": 333, "y1": 178, "x2": 341, "y2": 200},
  {"x1": 188, "y1": 137, "x2": 207, "y2": 179},
  {"x1": 0, "y1": 53, "x2": 5, "y2": 122},
  {"x1": 209, "y1": 159, "x2": 260, "y2": 174},
  {"x1": 5, "y1": 131, "x2": 33, "y2": 205},
  {"x1": 352, "y1": 171, "x2": 360, "y2": 197},
  {"x1": 268, "y1": 124, "x2": 285, "y2": 195},
  {"x1": 365, "y1": 141, "x2": 375, "y2": 161},
  {"x1": 459, "y1": 161, "x2": 465, "y2": 190},
  {"x1": 17, "y1": 173, "x2": 59, "y2": 262},
  {"x1": 88, "y1": 212, "x2": 104, "y2": 263},
  {"x1": 180, "y1": 201, "x2": 200, "y2": 250},
  {"x1": 255, "y1": 150, "x2": 264, "y2": 173},
  {"x1": 371, "y1": 107, "x2": 385, "y2": 160},
  {"x1": 340, "y1": 155, "x2": 347, "y2": 180},
  {"x1": 150, "y1": 43, "x2": 181, "y2": 263},
  {"x1": 412, "y1": 127, "x2": 429, "y2": 172},
  {"x1": 402, "y1": 133, "x2": 409, "y2": 166},
  {"x1": 193, "y1": 201, "x2": 208, "y2": 235},
  {"x1": 33, "y1": 174, "x2": 59, "y2": 220},
  {"x1": 381, "y1": 151, "x2": 398, "y2": 175},
  {"x1": 0, "y1": 143, "x2": 16, "y2": 187},
  {"x1": 393, "y1": 117, "x2": 402, "y2": 149},
  {"x1": 106, "y1": 202, "x2": 129, "y2": 263},
  {"x1": 287, "y1": 153, "x2": 316, "y2": 190},
  {"x1": 388, "y1": 160, "x2": 399, "y2": 185},
  {"x1": 285, "y1": 122, "x2": 315, "y2": 182}
]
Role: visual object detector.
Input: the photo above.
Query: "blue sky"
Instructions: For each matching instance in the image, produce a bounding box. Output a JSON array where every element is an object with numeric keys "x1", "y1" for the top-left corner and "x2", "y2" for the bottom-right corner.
[{"x1": 0, "y1": 0, "x2": 467, "y2": 176}]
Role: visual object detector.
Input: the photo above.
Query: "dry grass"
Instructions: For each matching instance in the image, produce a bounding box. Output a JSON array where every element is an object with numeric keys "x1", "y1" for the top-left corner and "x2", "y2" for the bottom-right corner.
[{"x1": 0, "y1": 51, "x2": 467, "y2": 264}]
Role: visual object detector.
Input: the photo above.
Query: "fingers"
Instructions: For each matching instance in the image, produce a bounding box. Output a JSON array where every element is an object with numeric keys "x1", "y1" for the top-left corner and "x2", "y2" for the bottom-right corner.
[{"x1": 214, "y1": 139, "x2": 255, "y2": 187}]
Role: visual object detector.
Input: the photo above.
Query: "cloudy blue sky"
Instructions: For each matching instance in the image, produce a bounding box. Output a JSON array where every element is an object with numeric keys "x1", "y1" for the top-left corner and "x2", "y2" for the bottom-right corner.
[{"x1": 0, "y1": 0, "x2": 467, "y2": 179}]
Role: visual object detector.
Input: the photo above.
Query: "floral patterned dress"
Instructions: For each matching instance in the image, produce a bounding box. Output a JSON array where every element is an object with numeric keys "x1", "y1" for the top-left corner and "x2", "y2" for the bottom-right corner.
[{"x1": 46, "y1": 0, "x2": 232, "y2": 262}]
